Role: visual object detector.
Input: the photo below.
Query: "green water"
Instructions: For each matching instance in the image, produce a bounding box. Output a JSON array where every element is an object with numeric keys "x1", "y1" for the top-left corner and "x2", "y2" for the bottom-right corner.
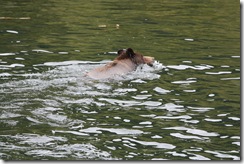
[{"x1": 0, "y1": 0, "x2": 240, "y2": 160}]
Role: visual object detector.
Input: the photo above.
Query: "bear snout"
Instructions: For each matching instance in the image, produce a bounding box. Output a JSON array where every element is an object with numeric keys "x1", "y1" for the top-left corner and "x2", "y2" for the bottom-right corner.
[{"x1": 143, "y1": 56, "x2": 155, "y2": 66}]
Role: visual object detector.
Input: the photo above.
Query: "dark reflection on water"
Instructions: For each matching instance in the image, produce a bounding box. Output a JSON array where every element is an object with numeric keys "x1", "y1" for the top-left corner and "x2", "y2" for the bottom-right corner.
[{"x1": 0, "y1": 0, "x2": 240, "y2": 160}]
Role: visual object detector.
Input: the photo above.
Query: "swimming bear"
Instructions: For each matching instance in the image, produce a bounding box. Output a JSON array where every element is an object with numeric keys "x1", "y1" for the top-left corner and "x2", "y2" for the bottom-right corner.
[{"x1": 86, "y1": 48, "x2": 154, "y2": 79}]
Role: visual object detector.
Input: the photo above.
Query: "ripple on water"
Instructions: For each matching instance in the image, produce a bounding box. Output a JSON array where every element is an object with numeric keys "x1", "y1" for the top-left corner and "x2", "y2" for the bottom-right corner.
[
  {"x1": 0, "y1": 63, "x2": 25, "y2": 68},
  {"x1": 32, "y1": 49, "x2": 53, "y2": 53},
  {"x1": 0, "y1": 57, "x2": 239, "y2": 160},
  {"x1": 98, "y1": 98, "x2": 140, "y2": 107},
  {"x1": 31, "y1": 108, "x2": 67, "y2": 124},
  {"x1": 188, "y1": 153, "x2": 211, "y2": 160},
  {"x1": 0, "y1": 134, "x2": 115, "y2": 160},
  {"x1": 164, "y1": 127, "x2": 219, "y2": 137},
  {"x1": 0, "y1": 53, "x2": 16, "y2": 56},
  {"x1": 165, "y1": 151, "x2": 187, "y2": 157},
  {"x1": 155, "y1": 115, "x2": 192, "y2": 120},
  {"x1": 228, "y1": 117, "x2": 240, "y2": 121},
  {"x1": 0, "y1": 111, "x2": 22, "y2": 119},
  {"x1": 183, "y1": 89, "x2": 196, "y2": 93},
  {"x1": 79, "y1": 127, "x2": 144, "y2": 135},
  {"x1": 167, "y1": 64, "x2": 214, "y2": 70},
  {"x1": 170, "y1": 133, "x2": 205, "y2": 140},
  {"x1": 205, "y1": 71, "x2": 232, "y2": 75},
  {"x1": 204, "y1": 118, "x2": 222, "y2": 122},
  {"x1": 52, "y1": 130, "x2": 89, "y2": 136},
  {"x1": 151, "y1": 135, "x2": 163, "y2": 139},
  {"x1": 122, "y1": 137, "x2": 176, "y2": 149},
  {"x1": 220, "y1": 77, "x2": 240, "y2": 80},
  {"x1": 25, "y1": 143, "x2": 116, "y2": 160},
  {"x1": 6, "y1": 30, "x2": 18, "y2": 34},
  {"x1": 139, "y1": 121, "x2": 152, "y2": 125},
  {"x1": 159, "y1": 103, "x2": 185, "y2": 112},
  {"x1": 132, "y1": 94, "x2": 152, "y2": 100},
  {"x1": 141, "y1": 101, "x2": 162, "y2": 107},
  {"x1": 114, "y1": 88, "x2": 137, "y2": 93},
  {"x1": 1, "y1": 60, "x2": 163, "y2": 94},
  {"x1": 187, "y1": 106, "x2": 215, "y2": 112},
  {"x1": 171, "y1": 80, "x2": 197, "y2": 85},
  {"x1": 153, "y1": 87, "x2": 171, "y2": 94},
  {"x1": 204, "y1": 150, "x2": 240, "y2": 160}
]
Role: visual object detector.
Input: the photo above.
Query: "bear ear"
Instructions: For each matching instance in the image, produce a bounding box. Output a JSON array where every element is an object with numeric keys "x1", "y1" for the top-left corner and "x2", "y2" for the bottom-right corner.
[
  {"x1": 126, "y1": 48, "x2": 135, "y2": 58},
  {"x1": 117, "y1": 49, "x2": 124, "y2": 55}
]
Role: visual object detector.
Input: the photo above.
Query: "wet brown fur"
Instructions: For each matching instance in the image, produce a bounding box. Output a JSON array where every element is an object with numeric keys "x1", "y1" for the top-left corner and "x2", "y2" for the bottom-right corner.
[
  {"x1": 86, "y1": 48, "x2": 154, "y2": 79},
  {"x1": 115, "y1": 48, "x2": 145, "y2": 65}
]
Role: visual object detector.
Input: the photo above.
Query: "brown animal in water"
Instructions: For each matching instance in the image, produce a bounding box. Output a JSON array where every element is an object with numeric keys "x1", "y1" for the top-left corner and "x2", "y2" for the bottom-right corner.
[{"x1": 86, "y1": 48, "x2": 154, "y2": 79}]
